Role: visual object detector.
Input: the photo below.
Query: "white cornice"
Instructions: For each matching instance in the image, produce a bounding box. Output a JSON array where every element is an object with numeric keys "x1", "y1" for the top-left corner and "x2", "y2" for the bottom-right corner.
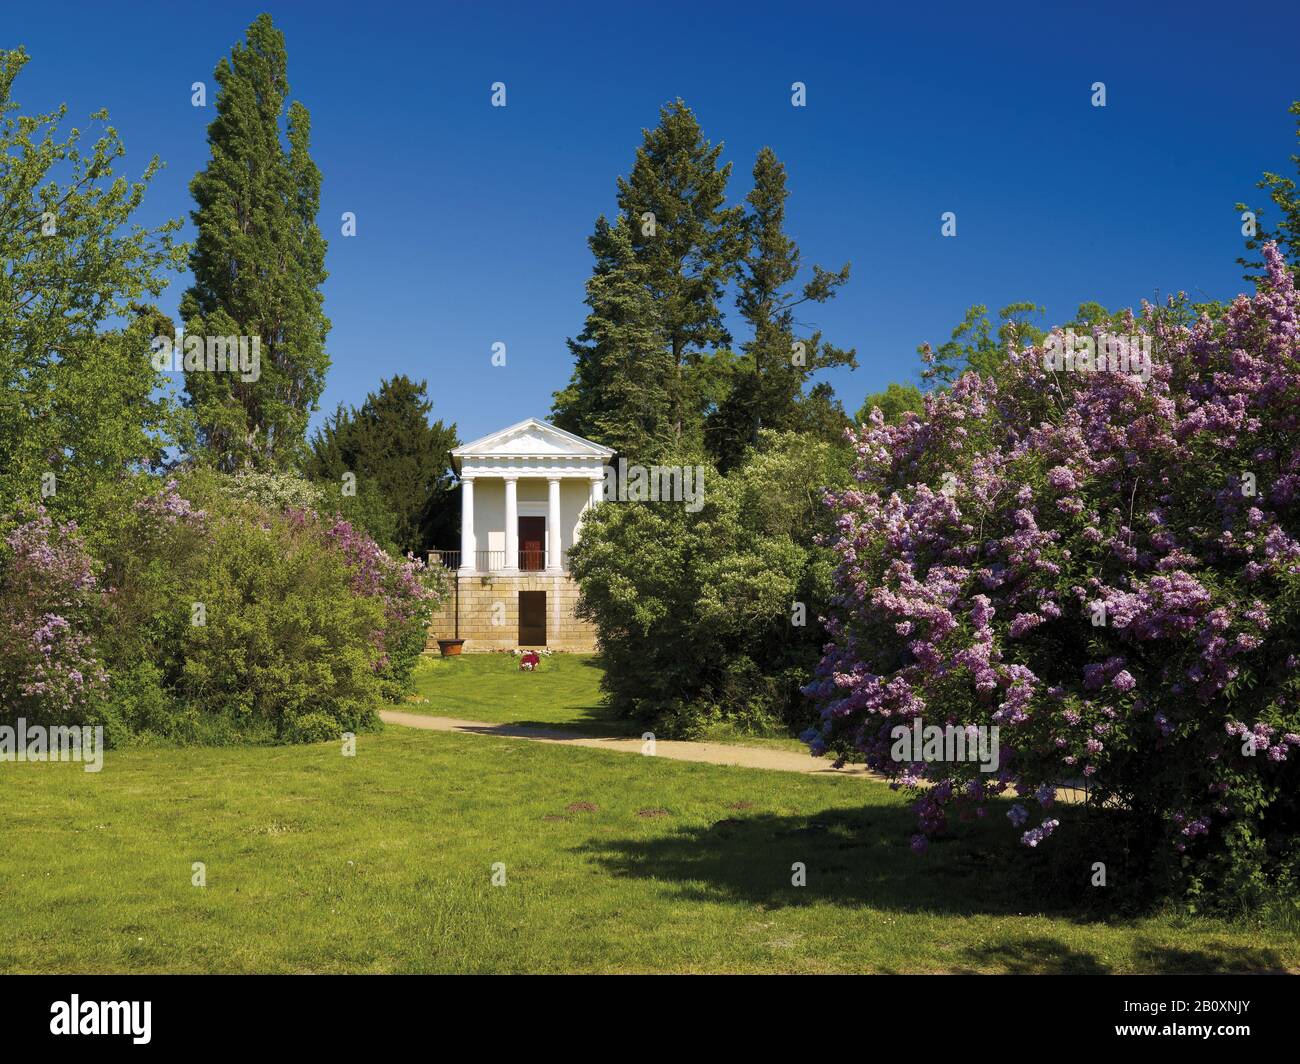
[{"x1": 451, "y1": 417, "x2": 614, "y2": 476}]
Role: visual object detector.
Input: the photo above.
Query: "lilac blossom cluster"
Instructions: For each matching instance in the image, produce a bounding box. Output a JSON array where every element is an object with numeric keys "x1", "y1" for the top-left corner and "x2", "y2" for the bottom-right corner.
[
  {"x1": 805, "y1": 245, "x2": 1300, "y2": 866},
  {"x1": 132, "y1": 479, "x2": 207, "y2": 526},
  {"x1": 286, "y1": 510, "x2": 442, "y2": 670},
  {"x1": 0, "y1": 508, "x2": 108, "y2": 723}
]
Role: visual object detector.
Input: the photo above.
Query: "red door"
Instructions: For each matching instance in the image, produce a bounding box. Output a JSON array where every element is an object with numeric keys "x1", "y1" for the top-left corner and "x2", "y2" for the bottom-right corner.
[{"x1": 519, "y1": 516, "x2": 545, "y2": 571}]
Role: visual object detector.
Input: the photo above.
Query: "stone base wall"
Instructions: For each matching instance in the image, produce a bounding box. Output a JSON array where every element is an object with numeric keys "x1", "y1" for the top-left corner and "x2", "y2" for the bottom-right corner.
[{"x1": 425, "y1": 573, "x2": 598, "y2": 652}]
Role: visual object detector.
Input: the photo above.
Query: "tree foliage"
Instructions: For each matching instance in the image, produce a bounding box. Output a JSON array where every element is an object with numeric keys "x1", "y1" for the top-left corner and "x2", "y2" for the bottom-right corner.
[
  {"x1": 554, "y1": 100, "x2": 743, "y2": 458},
  {"x1": 550, "y1": 216, "x2": 674, "y2": 457},
  {"x1": 856, "y1": 381, "x2": 925, "y2": 427},
  {"x1": 307, "y1": 375, "x2": 459, "y2": 555},
  {"x1": 570, "y1": 432, "x2": 847, "y2": 736},
  {"x1": 181, "y1": 14, "x2": 330, "y2": 471},
  {"x1": 1237, "y1": 100, "x2": 1300, "y2": 283},
  {"x1": 0, "y1": 47, "x2": 186, "y2": 518},
  {"x1": 809, "y1": 247, "x2": 1300, "y2": 910},
  {"x1": 706, "y1": 147, "x2": 855, "y2": 470},
  {"x1": 921, "y1": 301, "x2": 1046, "y2": 385}
]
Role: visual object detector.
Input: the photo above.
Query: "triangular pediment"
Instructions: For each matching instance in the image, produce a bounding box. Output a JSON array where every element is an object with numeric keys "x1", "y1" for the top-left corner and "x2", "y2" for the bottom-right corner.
[{"x1": 452, "y1": 418, "x2": 614, "y2": 460}]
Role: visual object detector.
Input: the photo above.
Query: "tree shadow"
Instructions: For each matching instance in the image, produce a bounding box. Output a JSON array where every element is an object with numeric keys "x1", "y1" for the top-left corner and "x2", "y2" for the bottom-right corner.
[
  {"x1": 580, "y1": 806, "x2": 1038, "y2": 918},
  {"x1": 1130, "y1": 940, "x2": 1292, "y2": 974},
  {"x1": 952, "y1": 937, "x2": 1112, "y2": 974},
  {"x1": 579, "y1": 806, "x2": 1292, "y2": 973},
  {"x1": 498, "y1": 714, "x2": 644, "y2": 737}
]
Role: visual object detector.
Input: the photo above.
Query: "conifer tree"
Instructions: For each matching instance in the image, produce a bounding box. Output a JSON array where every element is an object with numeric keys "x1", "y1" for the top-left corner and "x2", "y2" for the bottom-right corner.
[
  {"x1": 706, "y1": 147, "x2": 854, "y2": 471},
  {"x1": 308, "y1": 375, "x2": 459, "y2": 555},
  {"x1": 555, "y1": 101, "x2": 742, "y2": 457},
  {"x1": 617, "y1": 101, "x2": 744, "y2": 451},
  {"x1": 551, "y1": 216, "x2": 673, "y2": 457}
]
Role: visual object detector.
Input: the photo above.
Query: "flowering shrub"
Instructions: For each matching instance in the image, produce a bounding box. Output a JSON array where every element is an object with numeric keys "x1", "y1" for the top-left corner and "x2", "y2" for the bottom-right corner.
[
  {"x1": 310, "y1": 513, "x2": 442, "y2": 697},
  {"x1": 806, "y1": 246, "x2": 1300, "y2": 906},
  {"x1": 0, "y1": 509, "x2": 108, "y2": 725},
  {"x1": 520, "y1": 650, "x2": 540, "y2": 671},
  {"x1": 218, "y1": 469, "x2": 324, "y2": 514},
  {"x1": 83, "y1": 473, "x2": 442, "y2": 745}
]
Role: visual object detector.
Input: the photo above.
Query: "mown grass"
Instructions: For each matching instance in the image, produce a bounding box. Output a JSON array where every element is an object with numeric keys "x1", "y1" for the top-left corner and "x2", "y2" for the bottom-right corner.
[
  {"x1": 2, "y1": 725, "x2": 1294, "y2": 973},
  {"x1": 396, "y1": 652, "x2": 630, "y2": 733},
  {"x1": 396, "y1": 652, "x2": 810, "y2": 750}
]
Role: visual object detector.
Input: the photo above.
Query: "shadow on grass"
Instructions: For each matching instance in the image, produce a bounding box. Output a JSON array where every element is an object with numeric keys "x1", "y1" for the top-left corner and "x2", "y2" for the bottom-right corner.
[
  {"x1": 499, "y1": 715, "x2": 642, "y2": 737},
  {"x1": 581, "y1": 806, "x2": 1036, "y2": 917},
  {"x1": 949, "y1": 937, "x2": 1285, "y2": 973},
  {"x1": 579, "y1": 807, "x2": 1291, "y2": 973}
]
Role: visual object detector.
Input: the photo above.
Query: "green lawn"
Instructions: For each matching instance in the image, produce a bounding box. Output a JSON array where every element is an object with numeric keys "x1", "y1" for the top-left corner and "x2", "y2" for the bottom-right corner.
[
  {"x1": 396, "y1": 652, "x2": 633, "y2": 734},
  {"x1": 2, "y1": 724, "x2": 1295, "y2": 973},
  {"x1": 396, "y1": 652, "x2": 810, "y2": 750}
]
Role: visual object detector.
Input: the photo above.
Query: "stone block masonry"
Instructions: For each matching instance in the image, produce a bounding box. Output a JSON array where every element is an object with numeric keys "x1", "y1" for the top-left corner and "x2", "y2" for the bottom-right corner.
[{"x1": 425, "y1": 573, "x2": 599, "y2": 652}]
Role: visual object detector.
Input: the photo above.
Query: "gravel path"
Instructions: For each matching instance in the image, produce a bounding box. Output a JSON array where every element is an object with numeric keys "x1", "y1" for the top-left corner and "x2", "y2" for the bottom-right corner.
[{"x1": 378, "y1": 710, "x2": 877, "y2": 778}]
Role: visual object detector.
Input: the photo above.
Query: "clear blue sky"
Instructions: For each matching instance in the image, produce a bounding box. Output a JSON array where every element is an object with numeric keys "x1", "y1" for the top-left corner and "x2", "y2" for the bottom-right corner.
[{"x1": 6, "y1": 0, "x2": 1298, "y2": 443}]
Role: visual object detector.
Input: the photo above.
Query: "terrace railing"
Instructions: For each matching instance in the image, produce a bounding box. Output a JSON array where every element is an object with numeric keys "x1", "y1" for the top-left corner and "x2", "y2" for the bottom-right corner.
[{"x1": 427, "y1": 549, "x2": 566, "y2": 573}]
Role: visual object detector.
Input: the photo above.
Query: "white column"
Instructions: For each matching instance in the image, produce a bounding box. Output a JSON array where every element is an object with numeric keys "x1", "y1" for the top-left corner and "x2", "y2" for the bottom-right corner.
[
  {"x1": 546, "y1": 476, "x2": 562, "y2": 572},
  {"x1": 502, "y1": 475, "x2": 519, "y2": 572},
  {"x1": 459, "y1": 476, "x2": 476, "y2": 573},
  {"x1": 575, "y1": 474, "x2": 603, "y2": 544}
]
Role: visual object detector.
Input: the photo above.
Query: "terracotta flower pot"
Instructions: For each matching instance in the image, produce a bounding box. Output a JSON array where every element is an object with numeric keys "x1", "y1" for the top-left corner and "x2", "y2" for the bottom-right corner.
[{"x1": 437, "y1": 639, "x2": 465, "y2": 657}]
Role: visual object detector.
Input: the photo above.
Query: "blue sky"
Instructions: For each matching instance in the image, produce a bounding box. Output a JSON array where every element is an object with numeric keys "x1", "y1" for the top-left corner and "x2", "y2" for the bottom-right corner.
[{"x1": 6, "y1": 0, "x2": 1298, "y2": 443}]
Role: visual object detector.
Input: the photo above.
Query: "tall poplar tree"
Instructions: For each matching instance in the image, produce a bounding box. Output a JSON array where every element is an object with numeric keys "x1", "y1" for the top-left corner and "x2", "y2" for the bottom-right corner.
[
  {"x1": 706, "y1": 147, "x2": 854, "y2": 471},
  {"x1": 180, "y1": 13, "x2": 330, "y2": 472}
]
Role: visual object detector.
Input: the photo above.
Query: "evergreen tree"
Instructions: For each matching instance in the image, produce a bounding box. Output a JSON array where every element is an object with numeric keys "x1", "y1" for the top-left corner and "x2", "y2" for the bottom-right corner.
[
  {"x1": 307, "y1": 375, "x2": 459, "y2": 555},
  {"x1": 706, "y1": 147, "x2": 854, "y2": 471},
  {"x1": 615, "y1": 100, "x2": 745, "y2": 451},
  {"x1": 180, "y1": 13, "x2": 330, "y2": 472},
  {"x1": 551, "y1": 216, "x2": 673, "y2": 457}
]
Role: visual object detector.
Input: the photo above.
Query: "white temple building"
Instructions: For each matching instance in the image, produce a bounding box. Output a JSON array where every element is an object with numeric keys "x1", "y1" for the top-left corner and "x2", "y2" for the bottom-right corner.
[{"x1": 427, "y1": 418, "x2": 614, "y2": 651}]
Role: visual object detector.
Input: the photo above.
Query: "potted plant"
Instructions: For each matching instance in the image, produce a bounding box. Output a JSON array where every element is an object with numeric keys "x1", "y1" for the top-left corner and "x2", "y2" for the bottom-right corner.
[{"x1": 437, "y1": 638, "x2": 465, "y2": 656}]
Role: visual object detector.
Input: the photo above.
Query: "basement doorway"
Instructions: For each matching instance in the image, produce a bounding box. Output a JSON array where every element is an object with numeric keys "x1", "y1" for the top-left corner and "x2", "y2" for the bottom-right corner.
[{"x1": 519, "y1": 590, "x2": 547, "y2": 646}]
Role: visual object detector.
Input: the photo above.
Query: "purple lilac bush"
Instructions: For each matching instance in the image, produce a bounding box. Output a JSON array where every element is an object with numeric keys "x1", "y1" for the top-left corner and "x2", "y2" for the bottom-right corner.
[
  {"x1": 288, "y1": 508, "x2": 441, "y2": 688},
  {"x1": 0, "y1": 508, "x2": 109, "y2": 724},
  {"x1": 3, "y1": 476, "x2": 442, "y2": 744},
  {"x1": 806, "y1": 245, "x2": 1300, "y2": 904}
]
